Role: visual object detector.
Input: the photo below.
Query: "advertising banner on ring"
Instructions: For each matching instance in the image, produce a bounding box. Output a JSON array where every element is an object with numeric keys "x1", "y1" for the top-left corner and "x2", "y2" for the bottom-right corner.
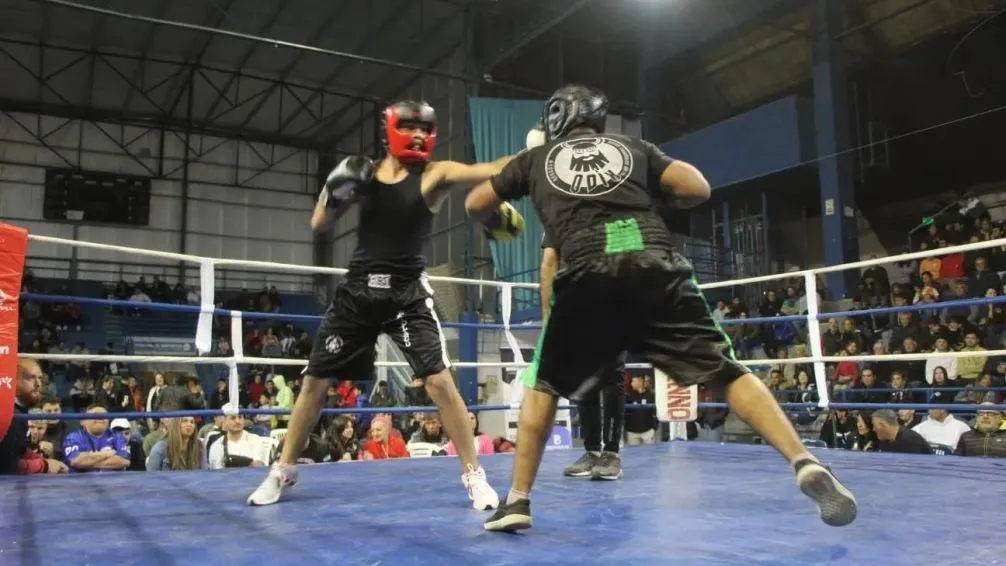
[
  {"x1": 0, "y1": 222, "x2": 28, "y2": 445},
  {"x1": 126, "y1": 336, "x2": 198, "y2": 356}
]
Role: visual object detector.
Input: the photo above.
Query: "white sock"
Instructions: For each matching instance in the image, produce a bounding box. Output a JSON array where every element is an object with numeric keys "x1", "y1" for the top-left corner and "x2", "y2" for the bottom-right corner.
[{"x1": 506, "y1": 488, "x2": 529, "y2": 504}]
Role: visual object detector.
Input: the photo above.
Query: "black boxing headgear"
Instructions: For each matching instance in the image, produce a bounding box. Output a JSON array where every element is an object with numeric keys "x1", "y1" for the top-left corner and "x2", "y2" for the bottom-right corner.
[
  {"x1": 542, "y1": 85, "x2": 608, "y2": 141},
  {"x1": 382, "y1": 100, "x2": 437, "y2": 163}
]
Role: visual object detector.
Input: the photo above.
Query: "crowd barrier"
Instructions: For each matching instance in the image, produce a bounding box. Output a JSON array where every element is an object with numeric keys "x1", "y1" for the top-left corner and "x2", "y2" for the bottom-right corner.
[{"x1": 14, "y1": 232, "x2": 1006, "y2": 419}]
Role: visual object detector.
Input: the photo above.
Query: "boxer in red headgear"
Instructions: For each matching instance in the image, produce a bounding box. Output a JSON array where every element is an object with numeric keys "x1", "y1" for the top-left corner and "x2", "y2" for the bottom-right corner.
[
  {"x1": 247, "y1": 100, "x2": 528, "y2": 512},
  {"x1": 382, "y1": 100, "x2": 438, "y2": 163}
]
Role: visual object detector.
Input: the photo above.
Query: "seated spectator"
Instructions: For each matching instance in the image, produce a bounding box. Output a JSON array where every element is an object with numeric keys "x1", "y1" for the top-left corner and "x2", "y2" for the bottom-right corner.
[
  {"x1": 898, "y1": 338, "x2": 927, "y2": 384},
  {"x1": 255, "y1": 394, "x2": 276, "y2": 431},
  {"x1": 200, "y1": 415, "x2": 227, "y2": 454},
  {"x1": 143, "y1": 419, "x2": 170, "y2": 458},
  {"x1": 918, "y1": 317, "x2": 942, "y2": 351},
  {"x1": 888, "y1": 314, "x2": 920, "y2": 353},
  {"x1": 409, "y1": 413, "x2": 447, "y2": 448},
  {"x1": 957, "y1": 331, "x2": 987, "y2": 381},
  {"x1": 898, "y1": 409, "x2": 922, "y2": 428},
  {"x1": 889, "y1": 371, "x2": 921, "y2": 404},
  {"x1": 63, "y1": 405, "x2": 131, "y2": 473},
  {"x1": 0, "y1": 360, "x2": 68, "y2": 475},
  {"x1": 968, "y1": 257, "x2": 1000, "y2": 299},
  {"x1": 928, "y1": 367, "x2": 956, "y2": 404},
  {"x1": 913, "y1": 272, "x2": 940, "y2": 305},
  {"x1": 404, "y1": 376, "x2": 431, "y2": 407},
  {"x1": 261, "y1": 333, "x2": 283, "y2": 358},
  {"x1": 911, "y1": 408, "x2": 971, "y2": 452},
  {"x1": 938, "y1": 243, "x2": 966, "y2": 281},
  {"x1": 208, "y1": 416, "x2": 269, "y2": 469},
  {"x1": 25, "y1": 411, "x2": 53, "y2": 459},
  {"x1": 819, "y1": 408, "x2": 856, "y2": 450},
  {"x1": 371, "y1": 381, "x2": 395, "y2": 408},
  {"x1": 147, "y1": 417, "x2": 204, "y2": 471},
  {"x1": 850, "y1": 368, "x2": 885, "y2": 404},
  {"x1": 209, "y1": 379, "x2": 228, "y2": 410},
  {"x1": 821, "y1": 318, "x2": 844, "y2": 356},
  {"x1": 446, "y1": 412, "x2": 495, "y2": 457},
  {"x1": 955, "y1": 373, "x2": 998, "y2": 404},
  {"x1": 955, "y1": 404, "x2": 1006, "y2": 457},
  {"x1": 361, "y1": 416, "x2": 409, "y2": 460},
  {"x1": 864, "y1": 340, "x2": 894, "y2": 383},
  {"x1": 40, "y1": 396, "x2": 69, "y2": 451},
  {"x1": 328, "y1": 416, "x2": 360, "y2": 462},
  {"x1": 942, "y1": 281, "x2": 977, "y2": 325},
  {"x1": 871, "y1": 409, "x2": 932, "y2": 454},
  {"x1": 336, "y1": 379, "x2": 358, "y2": 408},
  {"x1": 978, "y1": 288, "x2": 1006, "y2": 344},
  {"x1": 944, "y1": 317, "x2": 965, "y2": 348},
  {"x1": 853, "y1": 411, "x2": 878, "y2": 452},
  {"x1": 831, "y1": 345, "x2": 860, "y2": 390},
  {"x1": 841, "y1": 318, "x2": 867, "y2": 353},
  {"x1": 111, "y1": 418, "x2": 146, "y2": 471},
  {"x1": 924, "y1": 337, "x2": 958, "y2": 382},
  {"x1": 125, "y1": 376, "x2": 144, "y2": 412}
]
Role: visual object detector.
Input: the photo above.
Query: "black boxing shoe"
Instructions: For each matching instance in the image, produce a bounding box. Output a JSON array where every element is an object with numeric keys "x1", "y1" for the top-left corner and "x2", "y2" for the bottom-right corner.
[
  {"x1": 794, "y1": 459, "x2": 858, "y2": 527},
  {"x1": 484, "y1": 498, "x2": 532, "y2": 532}
]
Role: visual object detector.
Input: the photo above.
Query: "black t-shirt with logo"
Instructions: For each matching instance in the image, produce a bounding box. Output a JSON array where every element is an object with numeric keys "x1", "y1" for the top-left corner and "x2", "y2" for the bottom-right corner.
[{"x1": 491, "y1": 133, "x2": 677, "y2": 264}]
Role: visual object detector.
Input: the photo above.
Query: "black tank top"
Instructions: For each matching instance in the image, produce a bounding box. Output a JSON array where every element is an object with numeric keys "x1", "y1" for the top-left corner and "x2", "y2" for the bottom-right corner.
[{"x1": 346, "y1": 169, "x2": 432, "y2": 278}]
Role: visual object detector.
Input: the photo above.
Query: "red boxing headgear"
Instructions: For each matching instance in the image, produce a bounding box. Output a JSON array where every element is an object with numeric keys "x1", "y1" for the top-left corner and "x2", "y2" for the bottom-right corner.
[{"x1": 382, "y1": 101, "x2": 437, "y2": 164}]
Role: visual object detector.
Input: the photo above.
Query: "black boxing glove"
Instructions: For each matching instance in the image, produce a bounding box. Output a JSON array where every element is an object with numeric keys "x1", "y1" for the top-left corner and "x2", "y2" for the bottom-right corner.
[{"x1": 320, "y1": 155, "x2": 375, "y2": 209}]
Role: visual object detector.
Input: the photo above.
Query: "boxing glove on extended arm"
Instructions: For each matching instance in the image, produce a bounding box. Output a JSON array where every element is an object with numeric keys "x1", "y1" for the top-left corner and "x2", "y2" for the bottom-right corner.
[
  {"x1": 321, "y1": 156, "x2": 375, "y2": 209},
  {"x1": 483, "y1": 202, "x2": 526, "y2": 242}
]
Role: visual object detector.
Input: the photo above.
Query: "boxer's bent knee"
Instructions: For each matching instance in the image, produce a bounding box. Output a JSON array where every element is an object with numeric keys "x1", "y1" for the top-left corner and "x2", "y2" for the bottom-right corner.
[
  {"x1": 300, "y1": 375, "x2": 330, "y2": 394},
  {"x1": 422, "y1": 369, "x2": 456, "y2": 395}
]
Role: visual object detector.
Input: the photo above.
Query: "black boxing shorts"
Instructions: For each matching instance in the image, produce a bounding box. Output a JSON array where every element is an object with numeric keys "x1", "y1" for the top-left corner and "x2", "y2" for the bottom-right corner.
[
  {"x1": 305, "y1": 273, "x2": 451, "y2": 381},
  {"x1": 521, "y1": 250, "x2": 748, "y2": 400}
]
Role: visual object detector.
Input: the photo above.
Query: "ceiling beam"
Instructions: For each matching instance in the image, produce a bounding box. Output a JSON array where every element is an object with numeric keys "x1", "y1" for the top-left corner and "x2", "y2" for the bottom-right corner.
[{"x1": 479, "y1": 0, "x2": 594, "y2": 71}]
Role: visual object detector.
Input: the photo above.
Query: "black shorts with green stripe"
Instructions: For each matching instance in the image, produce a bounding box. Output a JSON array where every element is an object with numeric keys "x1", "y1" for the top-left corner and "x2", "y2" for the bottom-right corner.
[{"x1": 522, "y1": 243, "x2": 748, "y2": 400}]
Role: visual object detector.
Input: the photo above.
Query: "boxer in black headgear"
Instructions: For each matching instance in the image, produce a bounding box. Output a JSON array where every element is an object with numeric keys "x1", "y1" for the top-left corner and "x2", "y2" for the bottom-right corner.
[
  {"x1": 248, "y1": 100, "x2": 525, "y2": 511},
  {"x1": 467, "y1": 84, "x2": 857, "y2": 532}
]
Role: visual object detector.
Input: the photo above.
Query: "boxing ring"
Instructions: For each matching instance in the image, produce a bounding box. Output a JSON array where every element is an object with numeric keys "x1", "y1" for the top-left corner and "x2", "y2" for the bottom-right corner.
[{"x1": 5, "y1": 232, "x2": 1006, "y2": 565}]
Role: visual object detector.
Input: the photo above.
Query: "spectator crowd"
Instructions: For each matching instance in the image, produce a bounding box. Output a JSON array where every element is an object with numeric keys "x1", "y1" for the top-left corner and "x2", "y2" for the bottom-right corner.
[{"x1": 4, "y1": 205, "x2": 1006, "y2": 477}]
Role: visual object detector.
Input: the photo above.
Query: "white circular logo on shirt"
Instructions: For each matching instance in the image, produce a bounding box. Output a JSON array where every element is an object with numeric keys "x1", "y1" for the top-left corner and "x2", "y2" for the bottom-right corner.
[{"x1": 545, "y1": 137, "x2": 633, "y2": 196}]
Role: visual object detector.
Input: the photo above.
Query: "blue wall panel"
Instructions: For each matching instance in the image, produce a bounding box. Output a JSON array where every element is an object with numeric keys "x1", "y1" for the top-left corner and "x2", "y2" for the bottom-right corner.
[{"x1": 658, "y1": 96, "x2": 815, "y2": 188}]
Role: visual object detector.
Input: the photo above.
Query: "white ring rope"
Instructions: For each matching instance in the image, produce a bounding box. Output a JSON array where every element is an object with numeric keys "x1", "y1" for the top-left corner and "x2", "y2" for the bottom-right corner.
[
  {"x1": 29, "y1": 232, "x2": 1006, "y2": 290},
  {"x1": 19, "y1": 348, "x2": 1006, "y2": 368},
  {"x1": 22, "y1": 231, "x2": 1006, "y2": 410}
]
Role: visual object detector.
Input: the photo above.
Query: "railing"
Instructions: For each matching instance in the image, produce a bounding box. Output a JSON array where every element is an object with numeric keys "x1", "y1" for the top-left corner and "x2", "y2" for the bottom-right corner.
[
  {"x1": 19, "y1": 231, "x2": 1006, "y2": 416},
  {"x1": 25, "y1": 254, "x2": 316, "y2": 293}
]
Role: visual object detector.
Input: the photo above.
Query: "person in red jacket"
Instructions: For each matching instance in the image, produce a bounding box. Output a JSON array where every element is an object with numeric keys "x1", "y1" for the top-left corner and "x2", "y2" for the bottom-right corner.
[
  {"x1": 361, "y1": 415, "x2": 409, "y2": 460},
  {"x1": 0, "y1": 359, "x2": 68, "y2": 474}
]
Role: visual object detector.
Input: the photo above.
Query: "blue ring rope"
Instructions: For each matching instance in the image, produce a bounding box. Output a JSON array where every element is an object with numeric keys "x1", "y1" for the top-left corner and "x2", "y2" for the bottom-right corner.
[
  {"x1": 19, "y1": 292, "x2": 1006, "y2": 330},
  {"x1": 15, "y1": 402, "x2": 1005, "y2": 421}
]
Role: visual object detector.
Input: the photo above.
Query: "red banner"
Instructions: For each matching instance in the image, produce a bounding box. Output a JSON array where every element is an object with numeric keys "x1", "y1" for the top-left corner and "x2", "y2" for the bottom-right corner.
[{"x1": 0, "y1": 223, "x2": 28, "y2": 444}]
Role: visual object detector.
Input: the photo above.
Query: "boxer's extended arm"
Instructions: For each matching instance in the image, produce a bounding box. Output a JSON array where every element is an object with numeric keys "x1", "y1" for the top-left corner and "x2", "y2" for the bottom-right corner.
[
  {"x1": 540, "y1": 247, "x2": 559, "y2": 320},
  {"x1": 436, "y1": 156, "x2": 515, "y2": 186},
  {"x1": 658, "y1": 160, "x2": 711, "y2": 209}
]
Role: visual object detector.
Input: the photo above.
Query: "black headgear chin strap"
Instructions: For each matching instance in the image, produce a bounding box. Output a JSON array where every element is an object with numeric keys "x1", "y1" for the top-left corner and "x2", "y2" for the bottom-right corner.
[{"x1": 543, "y1": 85, "x2": 609, "y2": 141}]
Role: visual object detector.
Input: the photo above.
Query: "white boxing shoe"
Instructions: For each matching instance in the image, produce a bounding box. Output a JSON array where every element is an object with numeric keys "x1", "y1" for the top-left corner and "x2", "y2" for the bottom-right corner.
[
  {"x1": 247, "y1": 463, "x2": 299, "y2": 506},
  {"x1": 462, "y1": 465, "x2": 500, "y2": 510}
]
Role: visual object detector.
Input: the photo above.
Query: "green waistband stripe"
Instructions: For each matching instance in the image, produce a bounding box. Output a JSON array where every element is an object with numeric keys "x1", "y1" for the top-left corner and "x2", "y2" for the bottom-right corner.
[{"x1": 604, "y1": 219, "x2": 644, "y2": 254}]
